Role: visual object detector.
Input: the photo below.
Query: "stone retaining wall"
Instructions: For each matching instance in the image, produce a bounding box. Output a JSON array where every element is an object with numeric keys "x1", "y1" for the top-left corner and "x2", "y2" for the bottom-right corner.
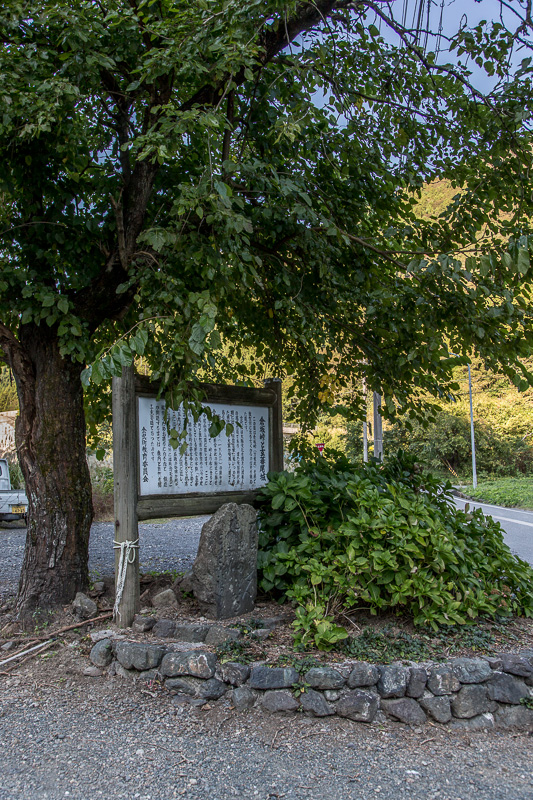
[{"x1": 89, "y1": 637, "x2": 533, "y2": 731}]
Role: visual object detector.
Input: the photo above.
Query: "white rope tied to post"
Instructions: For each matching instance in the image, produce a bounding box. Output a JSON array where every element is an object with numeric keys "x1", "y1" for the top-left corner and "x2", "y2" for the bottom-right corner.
[{"x1": 113, "y1": 538, "x2": 139, "y2": 622}]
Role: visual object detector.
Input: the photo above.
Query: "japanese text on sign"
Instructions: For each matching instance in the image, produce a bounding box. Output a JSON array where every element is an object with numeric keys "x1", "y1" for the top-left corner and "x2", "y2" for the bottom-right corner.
[{"x1": 138, "y1": 397, "x2": 270, "y2": 496}]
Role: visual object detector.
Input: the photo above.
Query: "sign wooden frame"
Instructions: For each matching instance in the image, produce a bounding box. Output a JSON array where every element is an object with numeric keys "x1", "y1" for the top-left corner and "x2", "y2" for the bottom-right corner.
[{"x1": 111, "y1": 366, "x2": 283, "y2": 625}]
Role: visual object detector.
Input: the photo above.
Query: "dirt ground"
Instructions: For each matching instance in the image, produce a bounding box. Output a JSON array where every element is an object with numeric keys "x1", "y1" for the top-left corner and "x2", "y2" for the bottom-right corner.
[{"x1": 2, "y1": 572, "x2": 533, "y2": 681}]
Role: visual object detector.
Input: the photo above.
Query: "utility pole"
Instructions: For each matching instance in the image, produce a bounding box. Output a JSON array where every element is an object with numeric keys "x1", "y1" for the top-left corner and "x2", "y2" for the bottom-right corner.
[
  {"x1": 362, "y1": 377, "x2": 368, "y2": 462},
  {"x1": 373, "y1": 392, "x2": 383, "y2": 462},
  {"x1": 468, "y1": 364, "x2": 477, "y2": 488},
  {"x1": 449, "y1": 352, "x2": 477, "y2": 488}
]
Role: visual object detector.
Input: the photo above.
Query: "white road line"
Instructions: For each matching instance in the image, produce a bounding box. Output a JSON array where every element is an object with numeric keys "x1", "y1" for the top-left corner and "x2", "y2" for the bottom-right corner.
[
  {"x1": 456, "y1": 501, "x2": 533, "y2": 529},
  {"x1": 457, "y1": 499, "x2": 533, "y2": 518},
  {"x1": 487, "y1": 515, "x2": 533, "y2": 529}
]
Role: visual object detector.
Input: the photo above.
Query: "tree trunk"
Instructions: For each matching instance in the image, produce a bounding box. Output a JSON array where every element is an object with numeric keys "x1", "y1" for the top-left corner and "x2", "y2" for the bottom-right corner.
[{"x1": 13, "y1": 325, "x2": 93, "y2": 613}]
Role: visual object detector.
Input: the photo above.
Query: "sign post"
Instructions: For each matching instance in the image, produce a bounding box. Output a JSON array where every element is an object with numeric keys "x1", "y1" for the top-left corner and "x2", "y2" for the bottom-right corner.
[
  {"x1": 112, "y1": 365, "x2": 140, "y2": 627},
  {"x1": 112, "y1": 370, "x2": 284, "y2": 626}
]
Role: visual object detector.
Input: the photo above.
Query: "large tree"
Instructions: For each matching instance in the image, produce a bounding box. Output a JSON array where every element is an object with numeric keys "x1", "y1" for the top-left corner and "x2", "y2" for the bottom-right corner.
[{"x1": 1, "y1": 0, "x2": 533, "y2": 613}]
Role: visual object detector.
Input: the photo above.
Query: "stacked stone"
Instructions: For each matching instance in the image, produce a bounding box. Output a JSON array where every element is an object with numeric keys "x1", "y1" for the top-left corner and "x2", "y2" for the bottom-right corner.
[{"x1": 89, "y1": 641, "x2": 533, "y2": 731}]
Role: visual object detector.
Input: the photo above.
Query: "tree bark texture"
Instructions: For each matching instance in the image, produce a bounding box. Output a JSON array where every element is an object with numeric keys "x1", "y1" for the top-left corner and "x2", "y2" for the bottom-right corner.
[{"x1": 12, "y1": 325, "x2": 93, "y2": 613}]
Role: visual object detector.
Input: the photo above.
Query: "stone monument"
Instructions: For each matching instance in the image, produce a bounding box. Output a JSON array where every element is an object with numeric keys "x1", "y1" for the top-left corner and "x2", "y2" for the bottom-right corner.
[{"x1": 191, "y1": 503, "x2": 258, "y2": 618}]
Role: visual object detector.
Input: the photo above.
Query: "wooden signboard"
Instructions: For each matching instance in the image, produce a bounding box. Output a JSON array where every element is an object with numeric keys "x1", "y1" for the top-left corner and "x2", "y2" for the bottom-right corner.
[{"x1": 112, "y1": 366, "x2": 283, "y2": 625}]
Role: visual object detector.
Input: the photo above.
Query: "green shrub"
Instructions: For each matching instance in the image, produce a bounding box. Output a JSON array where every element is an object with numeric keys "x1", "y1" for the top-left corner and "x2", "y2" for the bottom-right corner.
[
  {"x1": 355, "y1": 410, "x2": 533, "y2": 479},
  {"x1": 257, "y1": 454, "x2": 533, "y2": 648}
]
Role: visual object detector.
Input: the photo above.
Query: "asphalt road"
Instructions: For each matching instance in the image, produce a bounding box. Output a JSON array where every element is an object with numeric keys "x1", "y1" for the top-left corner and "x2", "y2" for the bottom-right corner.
[{"x1": 454, "y1": 498, "x2": 533, "y2": 567}]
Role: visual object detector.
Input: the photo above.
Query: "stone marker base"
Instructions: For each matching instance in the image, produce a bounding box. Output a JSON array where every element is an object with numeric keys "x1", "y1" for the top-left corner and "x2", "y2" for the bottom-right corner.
[{"x1": 191, "y1": 503, "x2": 258, "y2": 619}]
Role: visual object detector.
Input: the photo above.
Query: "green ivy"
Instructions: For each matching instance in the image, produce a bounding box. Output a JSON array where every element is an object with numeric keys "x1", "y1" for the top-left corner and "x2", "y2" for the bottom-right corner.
[{"x1": 257, "y1": 453, "x2": 533, "y2": 647}]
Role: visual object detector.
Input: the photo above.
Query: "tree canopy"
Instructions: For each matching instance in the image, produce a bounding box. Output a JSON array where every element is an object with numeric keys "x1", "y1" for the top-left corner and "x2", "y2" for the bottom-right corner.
[{"x1": 1, "y1": 0, "x2": 533, "y2": 609}]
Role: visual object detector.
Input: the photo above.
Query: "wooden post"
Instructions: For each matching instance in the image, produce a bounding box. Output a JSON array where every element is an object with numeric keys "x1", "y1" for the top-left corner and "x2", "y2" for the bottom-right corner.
[
  {"x1": 264, "y1": 378, "x2": 284, "y2": 473},
  {"x1": 112, "y1": 364, "x2": 140, "y2": 627}
]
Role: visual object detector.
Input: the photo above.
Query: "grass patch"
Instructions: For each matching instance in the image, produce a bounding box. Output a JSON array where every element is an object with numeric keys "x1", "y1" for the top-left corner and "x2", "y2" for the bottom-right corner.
[{"x1": 462, "y1": 477, "x2": 533, "y2": 510}]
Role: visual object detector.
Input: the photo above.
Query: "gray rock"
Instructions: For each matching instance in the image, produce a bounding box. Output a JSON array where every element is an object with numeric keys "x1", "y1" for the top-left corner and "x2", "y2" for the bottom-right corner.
[
  {"x1": 204, "y1": 626, "x2": 241, "y2": 646},
  {"x1": 381, "y1": 698, "x2": 427, "y2": 725},
  {"x1": 192, "y1": 503, "x2": 258, "y2": 619},
  {"x1": 89, "y1": 639, "x2": 113, "y2": 668},
  {"x1": 92, "y1": 581, "x2": 105, "y2": 593},
  {"x1": 252, "y1": 628, "x2": 271, "y2": 641},
  {"x1": 230, "y1": 686, "x2": 257, "y2": 711},
  {"x1": 451, "y1": 685, "x2": 491, "y2": 718},
  {"x1": 152, "y1": 619, "x2": 177, "y2": 638},
  {"x1": 160, "y1": 650, "x2": 217, "y2": 679},
  {"x1": 260, "y1": 616, "x2": 288, "y2": 629},
  {"x1": 171, "y1": 693, "x2": 206, "y2": 708},
  {"x1": 152, "y1": 588, "x2": 178, "y2": 609},
  {"x1": 83, "y1": 666, "x2": 103, "y2": 678},
  {"x1": 132, "y1": 615, "x2": 157, "y2": 633},
  {"x1": 419, "y1": 695, "x2": 452, "y2": 724},
  {"x1": 299, "y1": 689, "x2": 334, "y2": 717},
  {"x1": 324, "y1": 690, "x2": 341, "y2": 701},
  {"x1": 347, "y1": 662, "x2": 379, "y2": 688},
  {"x1": 482, "y1": 656, "x2": 503, "y2": 670},
  {"x1": 406, "y1": 667, "x2": 427, "y2": 698},
  {"x1": 451, "y1": 657, "x2": 492, "y2": 684},
  {"x1": 165, "y1": 677, "x2": 203, "y2": 695},
  {"x1": 336, "y1": 690, "x2": 379, "y2": 723},
  {"x1": 165, "y1": 675, "x2": 225, "y2": 699},
  {"x1": 304, "y1": 667, "x2": 345, "y2": 691},
  {"x1": 248, "y1": 666, "x2": 299, "y2": 690},
  {"x1": 72, "y1": 592, "x2": 98, "y2": 620},
  {"x1": 115, "y1": 642, "x2": 166, "y2": 671},
  {"x1": 218, "y1": 662, "x2": 251, "y2": 686},
  {"x1": 494, "y1": 705, "x2": 533, "y2": 730},
  {"x1": 138, "y1": 669, "x2": 161, "y2": 682},
  {"x1": 199, "y1": 678, "x2": 227, "y2": 700},
  {"x1": 427, "y1": 665, "x2": 461, "y2": 696},
  {"x1": 115, "y1": 663, "x2": 137, "y2": 680},
  {"x1": 261, "y1": 690, "x2": 299, "y2": 713},
  {"x1": 1, "y1": 641, "x2": 14, "y2": 652},
  {"x1": 90, "y1": 629, "x2": 115, "y2": 643},
  {"x1": 487, "y1": 672, "x2": 529, "y2": 704},
  {"x1": 500, "y1": 654, "x2": 533, "y2": 678},
  {"x1": 450, "y1": 713, "x2": 495, "y2": 731},
  {"x1": 174, "y1": 623, "x2": 210, "y2": 643},
  {"x1": 377, "y1": 665, "x2": 408, "y2": 698},
  {"x1": 177, "y1": 570, "x2": 194, "y2": 595}
]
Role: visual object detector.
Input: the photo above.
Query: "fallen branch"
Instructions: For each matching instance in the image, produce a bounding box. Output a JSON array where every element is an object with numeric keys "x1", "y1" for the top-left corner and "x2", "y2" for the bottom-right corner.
[
  {"x1": 32, "y1": 612, "x2": 113, "y2": 642},
  {"x1": 0, "y1": 639, "x2": 54, "y2": 667},
  {"x1": 0, "y1": 639, "x2": 58, "y2": 675},
  {"x1": 0, "y1": 638, "x2": 40, "y2": 662}
]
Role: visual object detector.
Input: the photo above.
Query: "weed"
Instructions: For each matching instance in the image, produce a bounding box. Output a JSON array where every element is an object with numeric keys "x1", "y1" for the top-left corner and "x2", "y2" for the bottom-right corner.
[
  {"x1": 216, "y1": 638, "x2": 266, "y2": 664},
  {"x1": 231, "y1": 619, "x2": 265, "y2": 636},
  {"x1": 274, "y1": 654, "x2": 323, "y2": 674}
]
